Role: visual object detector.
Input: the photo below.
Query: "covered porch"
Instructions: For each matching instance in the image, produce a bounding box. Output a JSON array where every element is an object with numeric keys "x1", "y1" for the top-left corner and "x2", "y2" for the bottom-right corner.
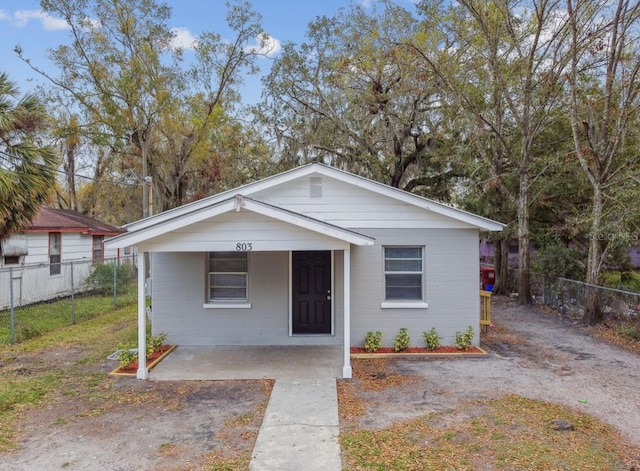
[{"x1": 116, "y1": 195, "x2": 375, "y2": 380}]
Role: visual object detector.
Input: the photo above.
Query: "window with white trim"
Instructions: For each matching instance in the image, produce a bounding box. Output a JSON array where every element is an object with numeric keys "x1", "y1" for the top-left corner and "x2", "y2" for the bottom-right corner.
[
  {"x1": 384, "y1": 247, "x2": 423, "y2": 301},
  {"x1": 208, "y1": 252, "x2": 248, "y2": 302}
]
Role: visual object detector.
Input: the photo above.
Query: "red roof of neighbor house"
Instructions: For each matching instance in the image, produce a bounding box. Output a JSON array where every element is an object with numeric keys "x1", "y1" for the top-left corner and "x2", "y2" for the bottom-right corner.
[{"x1": 24, "y1": 207, "x2": 125, "y2": 236}]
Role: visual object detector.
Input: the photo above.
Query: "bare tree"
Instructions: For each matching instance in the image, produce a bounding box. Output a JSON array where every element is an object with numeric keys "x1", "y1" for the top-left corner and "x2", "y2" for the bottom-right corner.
[{"x1": 566, "y1": 0, "x2": 640, "y2": 324}]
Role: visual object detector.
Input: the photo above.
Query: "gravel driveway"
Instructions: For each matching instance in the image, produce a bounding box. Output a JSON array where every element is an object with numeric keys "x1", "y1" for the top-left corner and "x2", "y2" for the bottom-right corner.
[{"x1": 372, "y1": 297, "x2": 640, "y2": 447}]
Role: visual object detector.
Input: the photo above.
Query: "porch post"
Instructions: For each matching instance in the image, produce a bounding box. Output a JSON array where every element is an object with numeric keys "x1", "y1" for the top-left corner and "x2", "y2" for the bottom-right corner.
[
  {"x1": 137, "y1": 250, "x2": 148, "y2": 380},
  {"x1": 343, "y1": 247, "x2": 352, "y2": 379}
]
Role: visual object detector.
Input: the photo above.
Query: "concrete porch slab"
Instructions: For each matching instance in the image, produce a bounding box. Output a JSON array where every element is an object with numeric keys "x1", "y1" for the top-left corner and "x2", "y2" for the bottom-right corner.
[{"x1": 149, "y1": 345, "x2": 343, "y2": 380}]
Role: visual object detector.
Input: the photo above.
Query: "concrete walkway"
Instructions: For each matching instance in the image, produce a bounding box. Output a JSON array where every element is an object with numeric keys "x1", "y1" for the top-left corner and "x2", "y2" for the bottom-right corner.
[{"x1": 249, "y1": 378, "x2": 342, "y2": 471}]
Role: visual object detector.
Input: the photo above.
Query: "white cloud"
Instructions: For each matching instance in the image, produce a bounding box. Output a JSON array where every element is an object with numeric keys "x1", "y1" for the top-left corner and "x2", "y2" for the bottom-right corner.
[
  {"x1": 0, "y1": 10, "x2": 9, "y2": 20},
  {"x1": 170, "y1": 27, "x2": 197, "y2": 51},
  {"x1": 244, "y1": 33, "x2": 282, "y2": 58},
  {"x1": 12, "y1": 10, "x2": 69, "y2": 31}
]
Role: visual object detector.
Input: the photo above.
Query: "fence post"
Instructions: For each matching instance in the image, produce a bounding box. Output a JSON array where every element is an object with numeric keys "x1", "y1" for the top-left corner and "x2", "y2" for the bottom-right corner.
[
  {"x1": 70, "y1": 261, "x2": 76, "y2": 325},
  {"x1": 113, "y1": 262, "x2": 117, "y2": 309},
  {"x1": 9, "y1": 267, "x2": 15, "y2": 344}
]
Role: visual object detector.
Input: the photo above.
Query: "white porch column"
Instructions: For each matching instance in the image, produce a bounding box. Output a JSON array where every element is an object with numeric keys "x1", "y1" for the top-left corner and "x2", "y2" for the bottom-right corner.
[
  {"x1": 343, "y1": 247, "x2": 352, "y2": 379},
  {"x1": 137, "y1": 251, "x2": 148, "y2": 380}
]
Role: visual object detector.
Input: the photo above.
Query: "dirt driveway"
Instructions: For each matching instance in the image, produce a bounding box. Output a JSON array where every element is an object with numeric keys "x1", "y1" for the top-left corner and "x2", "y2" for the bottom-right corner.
[
  {"x1": 355, "y1": 297, "x2": 640, "y2": 448},
  {"x1": 2, "y1": 297, "x2": 639, "y2": 470}
]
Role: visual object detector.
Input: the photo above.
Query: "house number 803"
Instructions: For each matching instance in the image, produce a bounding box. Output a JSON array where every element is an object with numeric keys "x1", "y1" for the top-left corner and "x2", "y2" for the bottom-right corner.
[{"x1": 236, "y1": 243, "x2": 253, "y2": 251}]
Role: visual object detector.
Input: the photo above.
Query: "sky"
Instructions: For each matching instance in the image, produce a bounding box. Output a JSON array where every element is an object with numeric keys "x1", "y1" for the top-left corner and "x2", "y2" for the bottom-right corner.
[{"x1": 0, "y1": 0, "x2": 417, "y2": 106}]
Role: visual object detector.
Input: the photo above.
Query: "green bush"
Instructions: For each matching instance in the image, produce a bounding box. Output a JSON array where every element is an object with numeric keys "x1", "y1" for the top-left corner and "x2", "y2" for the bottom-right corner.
[
  {"x1": 422, "y1": 327, "x2": 441, "y2": 351},
  {"x1": 531, "y1": 233, "x2": 585, "y2": 280},
  {"x1": 454, "y1": 326, "x2": 474, "y2": 350},
  {"x1": 364, "y1": 331, "x2": 383, "y2": 352},
  {"x1": 115, "y1": 343, "x2": 138, "y2": 367},
  {"x1": 87, "y1": 263, "x2": 135, "y2": 294},
  {"x1": 147, "y1": 332, "x2": 168, "y2": 358},
  {"x1": 615, "y1": 323, "x2": 640, "y2": 341},
  {"x1": 393, "y1": 327, "x2": 410, "y2": 352}
]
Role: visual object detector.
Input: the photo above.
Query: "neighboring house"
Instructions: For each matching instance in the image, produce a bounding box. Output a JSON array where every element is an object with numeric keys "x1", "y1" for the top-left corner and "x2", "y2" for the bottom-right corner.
[
  {"x1": 479, "y1": 239, "x2": 524, "y2": 267},
  {"x1": 480, "y1": 239, "x2": 640, "y2": 269},
  {"x1": 0, "y1": 207, "x2": 126, "y2": 309},
  {"x1": 106, "y1": 163, "x2": 504, "y2": 379}
]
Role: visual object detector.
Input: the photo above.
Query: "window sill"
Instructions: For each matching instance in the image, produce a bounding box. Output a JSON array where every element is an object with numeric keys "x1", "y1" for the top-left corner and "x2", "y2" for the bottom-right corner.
[
  {"x1": 203, "y1": 303, "x2": 252, "y2": 309},
  {"x1": 381, "y1": 301, "x2": 429, "y2": 309}
]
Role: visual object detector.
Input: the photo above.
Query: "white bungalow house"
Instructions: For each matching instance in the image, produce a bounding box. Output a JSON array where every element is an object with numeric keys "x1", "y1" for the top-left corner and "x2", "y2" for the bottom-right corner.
[
  {"x1": 105, "y1": 163, "x2": 504, "y2": 379},
  {"x1": 0, "y1": 207, "x2": 125, "y2": 309}
]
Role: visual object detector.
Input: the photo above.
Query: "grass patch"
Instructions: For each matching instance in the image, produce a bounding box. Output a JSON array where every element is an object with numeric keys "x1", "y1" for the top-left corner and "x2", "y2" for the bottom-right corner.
[
  {"x1": 0, "y1": 303, "x2": 137, "y2": 451},
  {"x1": 602, "y1": 271, "x2": 640, "y2": 293},
  {"x1": 341, "y1": 395, "x2": 636, "y2": 470},
  {"x1": 0, "y1": 285, "x2": 136, "y2": 345}
]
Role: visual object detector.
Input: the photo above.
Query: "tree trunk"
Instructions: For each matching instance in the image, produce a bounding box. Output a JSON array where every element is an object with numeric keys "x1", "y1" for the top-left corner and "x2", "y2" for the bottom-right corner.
[
  {"x1": 65, "y1": 143, "x2": 77, "y2": 211},
  {"x1": 582, "y1": 185, "x2": 604, "y2": 325},
  {"x1": 517, "y1": 167, "x2": 532, "y2": 304},
  {"x1": 141, "y1": 132, "x2": 151, "y2": 218},
  {"x1": 493, "y1": 237, "x2": 510, "y2": 295}
]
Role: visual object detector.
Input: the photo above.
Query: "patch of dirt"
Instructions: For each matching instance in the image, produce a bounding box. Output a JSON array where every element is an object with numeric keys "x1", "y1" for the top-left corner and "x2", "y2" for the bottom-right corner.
[
  {"x1": 340, "y1": 296, "x2": 640, "y2": 456},
  {"x1": 3, "y1": 375, "x2": 273, "y2": 471}
]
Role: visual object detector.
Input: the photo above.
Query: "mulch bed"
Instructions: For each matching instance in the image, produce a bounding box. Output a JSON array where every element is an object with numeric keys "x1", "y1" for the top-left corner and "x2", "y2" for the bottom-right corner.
[
  {"x1": 109, "y1": 345, "x2": 176, "y2": 376},
  {"x1": 350, "y1": 346, "x2": 486, "y2": 355}
]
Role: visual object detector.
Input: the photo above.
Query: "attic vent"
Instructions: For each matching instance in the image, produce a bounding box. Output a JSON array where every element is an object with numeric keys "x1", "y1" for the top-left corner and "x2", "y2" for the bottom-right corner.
[{"x1": 309, "y1": 177, "x2": 323, "y2": 198}]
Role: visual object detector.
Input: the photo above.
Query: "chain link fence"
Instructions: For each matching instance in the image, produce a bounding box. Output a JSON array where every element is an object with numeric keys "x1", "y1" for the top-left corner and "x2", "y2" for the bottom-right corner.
[
  {"x1": 510, "y1": 269, "x2": 640, "y2": 321},
  {"x1": 1, "y1": 256, "x2": 137, "y2": 344}
]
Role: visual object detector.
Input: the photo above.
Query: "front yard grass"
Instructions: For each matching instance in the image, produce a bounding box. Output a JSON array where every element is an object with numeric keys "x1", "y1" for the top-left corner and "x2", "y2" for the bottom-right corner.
[
  {"x1": 0, "y1": 302, "x2": 137, "y2": 451},
  {"x1": 339, "y1": 358, "x2": 639, "y2": 471},
  {"x1": 2, "y1": 293, "x2": 639, "y2": 470},
  {"x1": 0, "y1": 286, "x2": 137, "y2": 344},
  {"x1": 340, "y1": 394, "x2": 637, "y2": 470}
]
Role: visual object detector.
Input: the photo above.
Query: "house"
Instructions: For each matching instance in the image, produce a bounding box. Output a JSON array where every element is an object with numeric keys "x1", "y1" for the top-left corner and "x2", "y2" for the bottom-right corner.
[
  {"x1": 0, "y1": 207, "x2": 126, "y2": 309},
  {"x1": 105, "y1": 163, "x2": 504, "y2": 379},
  {"x1": 480, "y1": 238, "x2": 640, "y2": 269}
]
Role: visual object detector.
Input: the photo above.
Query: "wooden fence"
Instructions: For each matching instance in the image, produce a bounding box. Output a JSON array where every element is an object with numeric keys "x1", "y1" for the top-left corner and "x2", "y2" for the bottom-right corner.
[{"x1": 480, "y1": 290, "x2": 492, "y2": 333}]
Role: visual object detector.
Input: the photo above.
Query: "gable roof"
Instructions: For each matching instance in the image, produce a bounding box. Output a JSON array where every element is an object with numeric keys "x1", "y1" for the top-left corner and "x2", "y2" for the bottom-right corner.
[
  {"x1": 123, "y1": 163, "x2": 505, "y2": 234},
  {"x1": 107, "y1": 163, "x2": 504, "y2": 250},
  {"x1": 24, "y1": 207, "x2": 125, "y2": 236},
  {"x1": 107, "y1": 194, "x2": 375, "y2": 249}
]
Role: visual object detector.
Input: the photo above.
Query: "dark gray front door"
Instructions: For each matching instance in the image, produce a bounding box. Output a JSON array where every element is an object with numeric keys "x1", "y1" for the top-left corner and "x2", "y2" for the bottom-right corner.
[{"x1": 292, "y1": 251, "x2": 331, "y2": 334}]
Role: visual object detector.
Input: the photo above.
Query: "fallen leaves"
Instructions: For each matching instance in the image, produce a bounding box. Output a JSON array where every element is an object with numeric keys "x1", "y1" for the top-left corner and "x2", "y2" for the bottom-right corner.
[{"x1": 340, "y1": 395, "x2": 640, "y2": 471}]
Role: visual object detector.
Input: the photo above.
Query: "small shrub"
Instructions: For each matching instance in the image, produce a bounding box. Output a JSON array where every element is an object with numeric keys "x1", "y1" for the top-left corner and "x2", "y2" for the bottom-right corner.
[
  {"x1": 454, "y1": 325, "x2": 474, "y2": 350},
  {"x1": 422, "y1": 327, "x2": 441, "y2": 351},
  {"x1": 87, "y1": 263, "x2": 135, "y2": 295},
  {"x1": 364, "y1": 331, "x2": 383, "y2": 352},
  {"x1": 115, "y1": 343, "x2": 138, "y2": 367},
  {"x1": 393, "y1": 327, "x2": 410, "y2": 352},
  {"x1": 615, "y1": 323, "x2": 640, "y2": 341},
  {"x1": 17, "y1": 325, "x2": 42, "y2": 342},
  {"x1": 147, "y1": 332, "x2": 168, "y2": 358}
]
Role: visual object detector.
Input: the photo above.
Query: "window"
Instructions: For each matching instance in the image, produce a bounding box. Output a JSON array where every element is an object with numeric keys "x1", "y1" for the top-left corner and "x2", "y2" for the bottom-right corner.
[
  {"x1": 208, "y1": 252, "x2": 248, "y2": 301},
  {"x1": 92, "y1": 235, "x2": 104, "y2": 263},
  {"x1": 384, "y1": 247, "x2": 423, "y2": 300},
  {"x1": 3, "y1": 255, "x2": 20, "y2": 265},
  {"x1": 49, "y1": 232, "x2": 61, "y2": 276}
]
